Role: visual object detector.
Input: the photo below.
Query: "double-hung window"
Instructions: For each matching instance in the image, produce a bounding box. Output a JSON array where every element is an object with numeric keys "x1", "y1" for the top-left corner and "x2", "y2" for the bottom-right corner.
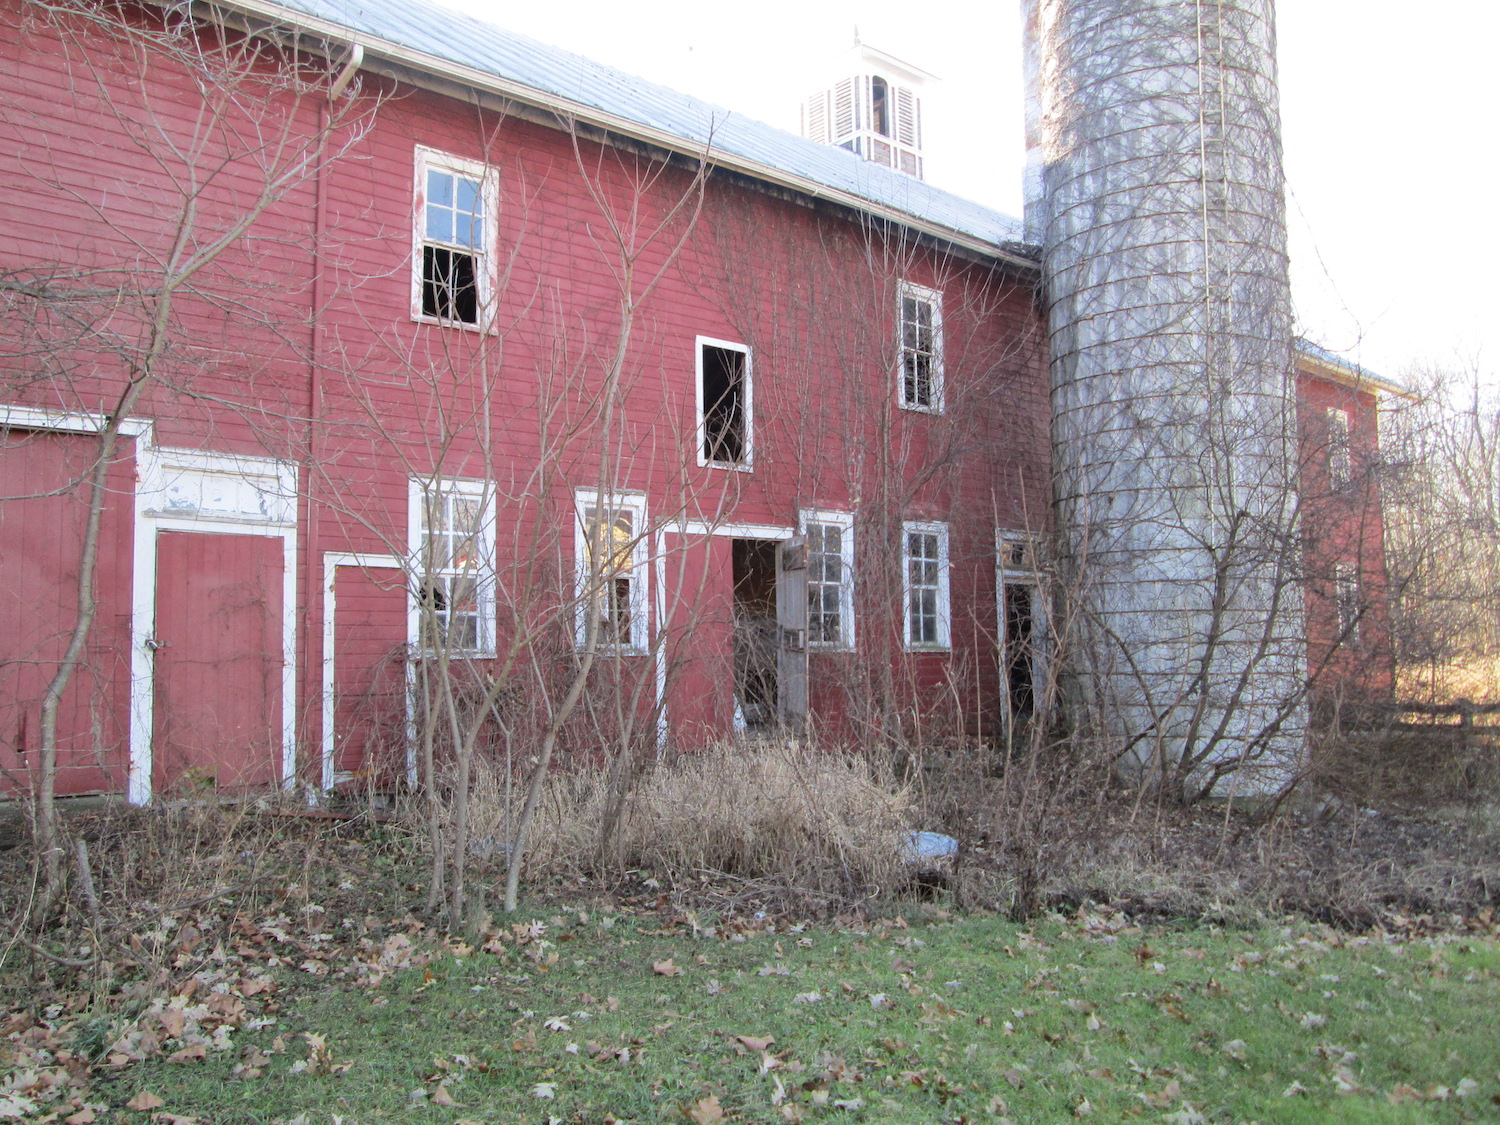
[
  {"x1": 697, "y1": 337, "x2": 752, "y2": 469},
  {"x1": 801, "y1": 509, "x2": 855, "y2": 649},
  {"x1": 903, "y1": 520, "x2": 950, "y2": 650},
  {"x1": 575, "y1": 490, "x2": 649, "y2": 651},
  {"x1": 1326, "y1": 406, "x2": 1353, "y2": 490},
  {"x1": 898, "y1": 281, "x2": 943, "y2": 412},
  {"x1": 413, "y1": 147, "x2": 497, "y2": 327},
  {"x1": 409, "y1": 478, "x2": 496, "y2": 654}
]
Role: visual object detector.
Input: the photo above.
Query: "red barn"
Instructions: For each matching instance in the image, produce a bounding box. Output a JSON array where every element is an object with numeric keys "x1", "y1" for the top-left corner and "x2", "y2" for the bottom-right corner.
[{"x1": 0, "y1": 0, "x2": 1394, "y2": 803}]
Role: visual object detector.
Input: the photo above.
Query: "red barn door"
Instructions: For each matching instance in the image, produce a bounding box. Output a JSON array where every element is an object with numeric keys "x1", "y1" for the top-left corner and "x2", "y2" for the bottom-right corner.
[
  {"x1": 330, "y1": 563, "x2": 409, "y2": 784},
  {"x1": 152, "y1": 531, "x2": 284, "y2": 793}
]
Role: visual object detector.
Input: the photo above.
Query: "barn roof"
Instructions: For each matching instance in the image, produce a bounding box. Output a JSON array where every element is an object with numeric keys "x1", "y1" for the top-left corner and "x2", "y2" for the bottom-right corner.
[{"x1": 226, "y1": 0, "x2": 1033, "y2": 263}]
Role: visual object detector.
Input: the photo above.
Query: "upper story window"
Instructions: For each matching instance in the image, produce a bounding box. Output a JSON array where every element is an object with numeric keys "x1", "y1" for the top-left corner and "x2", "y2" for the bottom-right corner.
[
  {"x1": 575, "y1": 489, "x2": 649, "y2": 652},
  {"x1": 871, "y1": 76, "x2": 891, "y2": 137},
  {"x1": 413, "y1": 147, "x2": 497, "y2": 328},
  {"x1": 697, "y1": 337, "x2": 752, "y2": 470},
  {"x1": 1326, "y1": 406, "x2": 1353, "y2": 489},
  {"x1": 409, "y1": 478, "x2": 496, "y2": 654},
  {"x1": 903, "y1": 520, "x2": 950, "y2": 650},
  {"x1": 898, "y1": 282, "x2": 943, "y2": 412},
  {"x1": 801, "y1": 510, "x2": 855, "y2": 650}
]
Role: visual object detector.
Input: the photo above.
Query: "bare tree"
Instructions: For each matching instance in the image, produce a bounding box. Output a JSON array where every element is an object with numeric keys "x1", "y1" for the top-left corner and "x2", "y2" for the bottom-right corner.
[{"x1": 1382, "y1": 364, "x2": 1500, "y2": 702}]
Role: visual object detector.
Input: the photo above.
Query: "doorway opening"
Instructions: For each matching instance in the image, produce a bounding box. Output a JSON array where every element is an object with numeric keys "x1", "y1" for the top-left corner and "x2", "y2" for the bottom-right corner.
[
  {"x1": 732, "y1": 538, "x2": 778, "y2": 732},
  {"x1": 1002, "y1": 581, "x2": 1036, "y2": 724}
]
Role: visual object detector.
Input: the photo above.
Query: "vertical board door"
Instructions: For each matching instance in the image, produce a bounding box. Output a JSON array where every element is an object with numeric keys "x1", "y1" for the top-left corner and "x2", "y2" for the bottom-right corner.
[
  {"x1": 0, "y1": 430, "x2": 134, "y2": 796},
  {"x1": 775, "y1": 536, "x2": 808, "y2": 732},
  {"x1": 152, "y1": 531, "x2": 283, "y2": 794},
  {"x1": 332, "y1": 564, "x2": 409, "y2": 781}
]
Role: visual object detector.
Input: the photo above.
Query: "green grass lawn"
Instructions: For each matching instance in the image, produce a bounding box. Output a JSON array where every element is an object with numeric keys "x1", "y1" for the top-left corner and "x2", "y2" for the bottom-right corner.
[{"x1": 47, "y1": 904, "x2": 1498, "y2": 1124}]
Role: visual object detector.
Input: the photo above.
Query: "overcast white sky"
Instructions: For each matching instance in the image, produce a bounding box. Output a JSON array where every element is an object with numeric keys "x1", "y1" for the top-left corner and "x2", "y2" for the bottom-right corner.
[{"x1": 450, "y1": 0, "x2": 1496, "y2": 383}]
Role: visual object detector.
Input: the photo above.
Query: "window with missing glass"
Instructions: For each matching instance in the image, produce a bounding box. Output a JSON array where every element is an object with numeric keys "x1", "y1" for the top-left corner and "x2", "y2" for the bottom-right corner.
[
  {"x1": 413, "y1": 148, "x2": 496, "y2": 327},
  {"x1": 898, "y1": 282, "x2": 943, "y2": 411},
  {"x1": 697, "y1": 337, "x2": 751, "y2": 469}
]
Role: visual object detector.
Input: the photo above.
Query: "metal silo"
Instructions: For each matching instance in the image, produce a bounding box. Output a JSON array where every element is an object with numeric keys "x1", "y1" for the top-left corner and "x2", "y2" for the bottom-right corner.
[{"x1": 1022, "y1": 0, "x2": 1306, "y2": 792}]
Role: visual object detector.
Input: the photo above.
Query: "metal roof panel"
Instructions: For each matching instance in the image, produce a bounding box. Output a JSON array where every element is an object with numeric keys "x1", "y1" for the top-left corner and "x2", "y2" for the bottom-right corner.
[{"x1": 268, "y1": 0, "x2": 1028, "y2": 250}]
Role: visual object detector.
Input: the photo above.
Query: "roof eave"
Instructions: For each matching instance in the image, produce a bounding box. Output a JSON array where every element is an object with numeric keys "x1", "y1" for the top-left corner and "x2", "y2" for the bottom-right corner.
[
  {"x1": 204, "y1": 0, "x2": 1036, "y2": 272},
  {"x1": 1295, "y1": 349, "x2": 1411, "y2": 399}
]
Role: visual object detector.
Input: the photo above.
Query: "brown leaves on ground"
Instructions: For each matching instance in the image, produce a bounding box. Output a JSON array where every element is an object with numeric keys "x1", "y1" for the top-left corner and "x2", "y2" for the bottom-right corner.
[
  {"x1": 124, "y1": 1090, "x2": 165, "y2": 1110},
  {"x1": 686, "y1": 1094, "x2": 726, "y2": 1123}
]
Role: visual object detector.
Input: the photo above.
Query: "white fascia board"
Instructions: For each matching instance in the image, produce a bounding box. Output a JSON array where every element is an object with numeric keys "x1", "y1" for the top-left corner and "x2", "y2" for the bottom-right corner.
[{"x1": 203, "y1": 0, "x2": 1035, "y2": 270}]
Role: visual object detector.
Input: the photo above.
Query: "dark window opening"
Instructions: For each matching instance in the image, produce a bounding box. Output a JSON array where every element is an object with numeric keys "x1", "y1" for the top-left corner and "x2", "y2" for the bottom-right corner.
[
  {"x1": 701, "y1": 344, "x2": 747, "y2": 465},
  {"x1": 871, "y1": 76, "x2": 891, "y2": 137},
  {"x1": 1004, "y1": 582, "x2": 1036, "y2": 721},
  {"x1": 901, "y1": 293, "x2": 937, "y2": 408},
  {"x1": 423, "y1": 246, "x2": 479, "y2": 324}
]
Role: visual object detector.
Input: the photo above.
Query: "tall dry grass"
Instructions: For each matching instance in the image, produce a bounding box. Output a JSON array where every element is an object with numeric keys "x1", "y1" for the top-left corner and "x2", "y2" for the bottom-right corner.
[{"x1": 444, "y1": 741, "x2": 915, "y2": 905}]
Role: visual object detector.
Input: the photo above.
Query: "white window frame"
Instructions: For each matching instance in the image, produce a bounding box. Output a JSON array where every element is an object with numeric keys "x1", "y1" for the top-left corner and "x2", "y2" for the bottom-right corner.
[
  {"x1": 407, "y1": 477, "x2": 498, "y2": 656},
  {"x1": 799, "y1": 508, "x2": 855, "y2": 651},
  {"x1": 1326, "y1": 406, "x2": 1353, "y2": 490},
  {"x1": 696, "y1": 336, "x2": 753, "y2": 471},
  {"x1": 902, "y1": 519, "x2": 950, "y2": 651},
  {"x1": 897, "y1": 281, "x2": 944, "y2": 413},
  {"x1": 411, "y1": 146, "x2": 500, "y2": 330},
  {"x1": 1334, "y1": 561, "x2": 1361, "y2": 645},
  {"x1": 574, "y1": 489, "x2": 650, "y2": 653}
]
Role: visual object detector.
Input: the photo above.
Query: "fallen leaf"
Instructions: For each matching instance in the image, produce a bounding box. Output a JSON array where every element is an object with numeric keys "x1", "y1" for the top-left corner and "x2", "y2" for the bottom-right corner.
[
  {"x1": 533, "y1": 1082, "x2": 557, "y2": 1099},
  {"x1": 64, "y1": 1110, "x2": 96, "y2": 1125},
  {"x1": 167, "y1": 1043, "x2": 207, "y2": 1063},
  {"x1": 653, "y1": 959, "x2": 681, "y2": 977},
  {"x1": 688, "y1": 1095, "x2": 726, "y2": 1123},
  {"x1": 735, "y1": 1034, "x2": 775, "y2": 1052},
  {"x1": 125, "y1": 1091, "x2": 165, "y2": 1111},
  {"x1": 1222, "y1": 1039, "x2": 1248, "y2": 1061},
  {"x1": 432, "y1": 1086, "x2": 458, "y2": 1108}
]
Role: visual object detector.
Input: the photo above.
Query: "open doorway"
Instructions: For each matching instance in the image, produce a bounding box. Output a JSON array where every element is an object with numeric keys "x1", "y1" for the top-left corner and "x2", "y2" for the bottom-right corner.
[
  {"x1": 1002, "y1": 580, "x2": 1036, "y2": 723},
  {"x1": 732, "y1": 538, "x2": 778, "y2": 732}
]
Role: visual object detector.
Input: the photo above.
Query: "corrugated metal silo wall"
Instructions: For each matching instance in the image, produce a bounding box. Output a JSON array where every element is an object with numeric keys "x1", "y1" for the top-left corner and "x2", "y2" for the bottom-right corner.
[{"x1": 1023, "y1": 0, "x2": 1306, "y2": 789}]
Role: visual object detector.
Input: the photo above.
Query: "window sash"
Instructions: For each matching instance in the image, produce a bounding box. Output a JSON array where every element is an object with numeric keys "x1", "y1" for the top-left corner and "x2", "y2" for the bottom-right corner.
[
  {"x1": 413, "y1": 148, "x2": 495, "y2": 328},
  {"x1": 801, "y1": 511, "x2": 855, "y2": 649},
  {"x1": 411, "y1": 479, "x2": 494, "y2": 654},
  {"x1": 898, "y1": 283, "x2": 942, "y2": 411},
  {"x1": 903, "y1": 522, "x2": 949, "y2": 649},
  {"x1": 576, "y1": 491, "x2": 648, "y2": 651}
]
